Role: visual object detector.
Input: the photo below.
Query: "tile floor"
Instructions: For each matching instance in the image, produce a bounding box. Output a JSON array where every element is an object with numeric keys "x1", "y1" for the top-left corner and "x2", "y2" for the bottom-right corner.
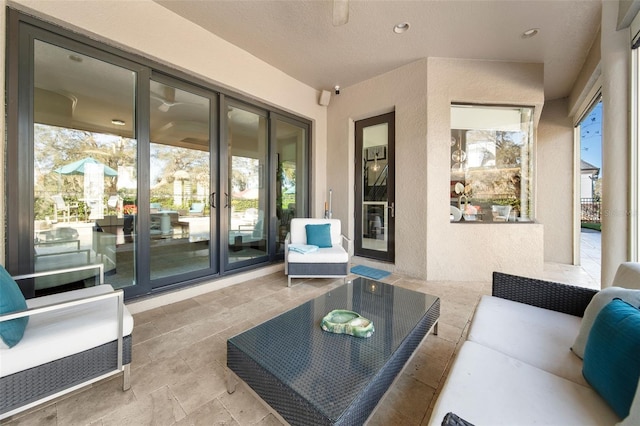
[{"x1": 5, "y1": 233, "x2": 600, "y2": 426}]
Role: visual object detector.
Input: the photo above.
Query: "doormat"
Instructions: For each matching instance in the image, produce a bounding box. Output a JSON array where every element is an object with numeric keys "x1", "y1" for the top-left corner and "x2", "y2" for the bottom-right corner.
[{"x1": 350, "y1": 265, "x2": 391, "y2": 281}]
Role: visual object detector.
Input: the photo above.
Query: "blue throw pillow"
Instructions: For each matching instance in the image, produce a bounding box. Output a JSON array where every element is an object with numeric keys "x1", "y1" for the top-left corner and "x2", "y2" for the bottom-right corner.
[
  {"x1": 305, "y1": 224, "x2": 332, "y2": 248},
  {"x1": 583, "y1": 298, "x2": 640, "y2": 418},
  {"x1": 0, "y1": 265, "x2": 29, "y2": 348}
]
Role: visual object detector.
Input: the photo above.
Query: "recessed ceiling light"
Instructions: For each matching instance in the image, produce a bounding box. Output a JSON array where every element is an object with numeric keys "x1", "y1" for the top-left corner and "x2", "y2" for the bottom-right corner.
[
  {"x1": 393, "y1": 22, "x2": 410, "y2": 34},
  {"x1": 521, "y1": 28, "x2": 539, "y2": 39},
  {"x1": 111, "y1": 119, "x2": 126, "y2": 126}
]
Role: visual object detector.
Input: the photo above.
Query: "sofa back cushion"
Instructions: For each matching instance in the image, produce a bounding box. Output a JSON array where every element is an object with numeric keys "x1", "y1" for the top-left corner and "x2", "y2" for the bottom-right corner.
[
  {"x1": 583, "y1": 298, "x2": 640, "y2": 419},
  {"x1": 572, "y1": 287, "x2": 640, "y2": 359},
  {"x1": 611, "y1": 262, "x2": 640, "y2": 290},
  {"x1": 290, "y1": 218, "x2": 342, "y2": 246},
  {"x1": 0, "y1": 265, "x2": 29, "y2": 348}
]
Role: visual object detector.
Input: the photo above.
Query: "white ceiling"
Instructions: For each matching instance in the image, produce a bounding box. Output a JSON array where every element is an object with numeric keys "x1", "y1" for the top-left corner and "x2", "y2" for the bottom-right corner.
[{"x1": 155, "y1": 0, "x2": 602, "y2": 101}]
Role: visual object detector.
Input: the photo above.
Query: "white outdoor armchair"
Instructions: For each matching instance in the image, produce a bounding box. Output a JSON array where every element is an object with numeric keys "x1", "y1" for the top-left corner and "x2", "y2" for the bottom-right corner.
[{"x1": 284, "y1": 218, "x2": 350, "y2": 287}]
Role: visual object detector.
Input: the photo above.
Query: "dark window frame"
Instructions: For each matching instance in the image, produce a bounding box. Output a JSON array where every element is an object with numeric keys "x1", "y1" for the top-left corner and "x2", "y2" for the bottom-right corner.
[{"x1": 5, "y1": 8, "x2": 312, "y2": 300}]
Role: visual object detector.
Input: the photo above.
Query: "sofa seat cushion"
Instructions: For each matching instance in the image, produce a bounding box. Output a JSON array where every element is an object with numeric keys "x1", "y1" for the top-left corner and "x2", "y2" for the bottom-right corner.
[
  {"x1": 429, "y1": 341, "x2": 620, "y2": 426},
  {"x1": 468, "y1": 295, "x2": 585, "y2": 386},
  {"x1": 287, "y1": 245, "x2": 348, "y2": 264},
  {"x1": 0, "y1": 285, "x2": 134, "y2": 377}
]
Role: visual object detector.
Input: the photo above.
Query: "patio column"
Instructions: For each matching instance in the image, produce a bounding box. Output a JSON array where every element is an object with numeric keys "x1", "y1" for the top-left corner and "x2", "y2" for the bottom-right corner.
[{"x1": 600, "y1": 0, "x2": 630, "y2": 287}]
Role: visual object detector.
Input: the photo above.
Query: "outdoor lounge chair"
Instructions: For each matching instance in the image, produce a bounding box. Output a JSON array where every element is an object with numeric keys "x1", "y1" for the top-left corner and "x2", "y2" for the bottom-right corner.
[
  {"x1": 0, "y1": 264, "x2": 133, "y2": 419},
  {"x1": 284, "y1": 218, "x2": 350, "y2": 287}
]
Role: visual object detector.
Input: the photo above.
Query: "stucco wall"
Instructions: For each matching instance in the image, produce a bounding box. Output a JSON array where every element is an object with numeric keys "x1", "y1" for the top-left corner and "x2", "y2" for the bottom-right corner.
[
  {"x1": 328, "y1": 57, "x2": 546, "y2": 281},
  {"x1": 426, "y1": 58, "x2": 545, "y2": 281},
  {"x1": 1, "y1": 0, "x2": 329, "y2": 244},
  {"x1": 537, "y1": 98, "x2": 574, "y2": 264},
  {"x1": 327, "y1": 60, "x2": 429, "y2": 278},
  {"x1": 601, "y1": 0, "x2": 631, "y2": 286}
]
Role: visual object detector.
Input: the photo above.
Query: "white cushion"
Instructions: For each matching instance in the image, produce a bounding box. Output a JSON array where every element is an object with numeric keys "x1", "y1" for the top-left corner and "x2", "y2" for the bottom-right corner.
[
  {"x1": 572, "y1": 287, "x2": 640, "y2": 359},
  {"x1": 611, "y1": 262, "x2": 640, "y2": 290},
  {"x1": 287, "y1": 245, "x2": 348, "y2": 264},
  {"x1": 429, "y1": 341, "x2": 620, "y2": 426},
  {"x1": 0, "y1": 285, "x2": 134, "y2": 377},
  {"x1": 468, "y1": 295, "x2": 586, "y2": 386},
  {"x1": 289, "y1": 218, "x2": 342, "y2": 246}
]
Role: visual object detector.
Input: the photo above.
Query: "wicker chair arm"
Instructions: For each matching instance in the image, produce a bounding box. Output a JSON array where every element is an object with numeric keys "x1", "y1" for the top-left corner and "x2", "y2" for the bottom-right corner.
[{"x1": 492, "y1": 272, "x2": 597, "y2": 317}]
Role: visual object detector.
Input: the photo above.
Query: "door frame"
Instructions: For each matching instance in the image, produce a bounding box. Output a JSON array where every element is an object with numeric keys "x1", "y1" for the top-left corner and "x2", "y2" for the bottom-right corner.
[{"x1": 354, "y1": 112, "x2": 395, "y2": 262}]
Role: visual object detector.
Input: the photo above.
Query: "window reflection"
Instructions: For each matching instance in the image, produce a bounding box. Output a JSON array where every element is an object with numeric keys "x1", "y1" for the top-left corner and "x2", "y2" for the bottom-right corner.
[
  {"x1": 450, "y1": 104, "x2": 534, "y2": 223},
  {"x1": 33, "y1": 41, "x2": 137, "y2": 294}
]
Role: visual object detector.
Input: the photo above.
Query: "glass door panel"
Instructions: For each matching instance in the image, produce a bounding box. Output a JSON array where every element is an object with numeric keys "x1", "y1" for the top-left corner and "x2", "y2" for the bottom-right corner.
[
  {"x1": 149, "y1": 80, "x2": 213, "y2": 281},
  {"x1": 33, "y1": 40, "x2": 137, "y2": 295},
  {"x1": 355, "y1": 112, "x2": 395, "y2": 262},
  {"x1": 275, "y1": 117, "x2": 308, "y2": 254},
  {"x1": 226, "y1": 105, "x2": 268, "y2": 266}
]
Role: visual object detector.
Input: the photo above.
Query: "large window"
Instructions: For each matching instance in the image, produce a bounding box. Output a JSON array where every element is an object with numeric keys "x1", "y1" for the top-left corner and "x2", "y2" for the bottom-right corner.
[
  {"x1": 7, "y1": 11, "x2": 310, "y2": 299},
  {"x1": 450, "y1": 104, "x2": 535, "y2": 223}
]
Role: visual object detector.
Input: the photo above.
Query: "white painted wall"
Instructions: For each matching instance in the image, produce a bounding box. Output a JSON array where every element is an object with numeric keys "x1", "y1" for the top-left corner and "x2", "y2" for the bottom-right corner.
[{"x1": 537, "y1": 98, "x2": 574, "y2": 264}]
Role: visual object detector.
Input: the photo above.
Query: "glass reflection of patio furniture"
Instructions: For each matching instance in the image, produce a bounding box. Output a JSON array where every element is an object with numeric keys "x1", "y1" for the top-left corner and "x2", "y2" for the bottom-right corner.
[
  {"x1": 33, "y1": 227, "x2": 95, "y2": 292},
  {"x1": 188, "y1": 202, "x2": 205, "y2": 216},
  {"x1": 35, "y1": 227, "x2": 80, "y2": 249},
  {"x1": 106, "y1": 195, "x2": 119, "y2": 214},
  {"x1": 51, "y1": 195, "x2": 78, "y2": 223},
  {"x1": 491, "y1": 205, "x2": 512, "y2": 222},
  {"x1": 230, "y1": 211, "x2": 265, "y2": 251},
  {"x1": 150, "y1": 211, "x2": 186, "y2": 238}
]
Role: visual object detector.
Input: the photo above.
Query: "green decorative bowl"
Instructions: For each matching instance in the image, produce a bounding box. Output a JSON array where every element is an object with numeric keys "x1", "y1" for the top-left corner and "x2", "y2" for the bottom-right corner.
[{"x1": 321, "y1": 309, "x2": 374, "y2": 338}]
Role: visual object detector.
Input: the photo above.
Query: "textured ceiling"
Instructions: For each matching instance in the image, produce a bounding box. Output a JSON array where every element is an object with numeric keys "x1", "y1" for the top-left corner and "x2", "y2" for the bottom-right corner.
[{"x1": 155, "y1": 0, "x2": 602, "y2": 100}]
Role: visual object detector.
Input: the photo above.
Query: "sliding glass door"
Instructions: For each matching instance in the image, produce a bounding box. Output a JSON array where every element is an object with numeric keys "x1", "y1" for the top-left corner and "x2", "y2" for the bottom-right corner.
[
  {"x1": 225, "y1": 102, "x2": 269, "y2": 268},
  {"x1": 8, "y1": 12, "x2": 311, "y2": 300},
  {"x1": 274, "y1": 115, "x2": 309, "y2": 254},
  {"x1": 28, "y1": 39, "x2": 139, "y2": 297},
  {"x1": 148, "y1": 78, "x2": 218, "y2": 285}
]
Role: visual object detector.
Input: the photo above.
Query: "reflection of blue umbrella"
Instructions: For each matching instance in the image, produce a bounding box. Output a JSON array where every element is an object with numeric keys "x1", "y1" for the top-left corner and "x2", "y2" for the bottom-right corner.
[{"x1": 55, "y1": 157, "x2": 118, "y2": 176}]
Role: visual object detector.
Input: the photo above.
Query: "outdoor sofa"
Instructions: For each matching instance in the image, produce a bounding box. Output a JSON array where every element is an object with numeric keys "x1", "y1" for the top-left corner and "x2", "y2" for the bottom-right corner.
[
  {"x1": 430, "y1": 263, "x2": 640, "y2": 426},
  {"x1": 0, "y1": 264, "x2": 133, "y2": 420}
]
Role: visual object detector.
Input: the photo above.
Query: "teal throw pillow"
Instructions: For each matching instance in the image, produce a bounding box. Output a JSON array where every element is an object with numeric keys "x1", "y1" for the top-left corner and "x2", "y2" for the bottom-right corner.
[
  {"x1": 305, "y1": 224, "x2": 332, "y2": 248},
  {"x1": 0, "y1": 264, "x2": 29, "y2": 348},
  {"x1": 583, "y1": 298, "x2": 640, "y2": 418}
]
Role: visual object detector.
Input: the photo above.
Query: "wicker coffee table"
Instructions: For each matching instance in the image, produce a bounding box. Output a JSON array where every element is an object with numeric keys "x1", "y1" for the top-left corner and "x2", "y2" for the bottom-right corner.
[{"x1": 226, "y1": 277, "x2": 440, "y2": 425}]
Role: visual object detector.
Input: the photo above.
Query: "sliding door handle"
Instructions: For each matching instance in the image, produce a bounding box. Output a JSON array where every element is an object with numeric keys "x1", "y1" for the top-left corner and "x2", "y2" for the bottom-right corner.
[
  {"x1": 224, "y1": 192, "x2": 229, "y2": 208},
  {"x1": 209, "y1": 192, "x2": 216, "y2": 209},
  {"x1": 387, "y1": 202, "x2": 395, "y2": 218}
]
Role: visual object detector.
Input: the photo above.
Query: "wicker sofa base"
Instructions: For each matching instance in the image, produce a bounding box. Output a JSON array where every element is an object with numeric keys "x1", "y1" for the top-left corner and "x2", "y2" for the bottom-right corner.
[
  {"x1": 287, "y1": 262, "x2": 348, "y2": 286},
  {"x1": 1, "y1": 335, "x2": 132, "y2": 418}
]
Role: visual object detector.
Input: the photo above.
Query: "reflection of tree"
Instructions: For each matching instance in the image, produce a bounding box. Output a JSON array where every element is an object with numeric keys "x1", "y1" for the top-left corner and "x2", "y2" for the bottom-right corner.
[
  {"x1": 495, "y1": 131, "x2": 523, "y2": 167},
  {"x1": 230, "y1": 156, "x2": 259, "y2": 193},
  {"x1": 150, "y1": 144, "x2": 209, "y2": 208},
  {"x1": 34, "y1": 124, "x2": 136, "y2": 220}
]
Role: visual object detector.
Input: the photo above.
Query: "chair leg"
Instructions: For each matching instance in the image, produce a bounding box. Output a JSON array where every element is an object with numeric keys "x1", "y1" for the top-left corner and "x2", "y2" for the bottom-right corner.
[
  {"x1": 288, "y1": 276, "x2": 292, "y2": 287},
  {"x1": 122, "y1": 364, "x2": 131, "y2": 391}
]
